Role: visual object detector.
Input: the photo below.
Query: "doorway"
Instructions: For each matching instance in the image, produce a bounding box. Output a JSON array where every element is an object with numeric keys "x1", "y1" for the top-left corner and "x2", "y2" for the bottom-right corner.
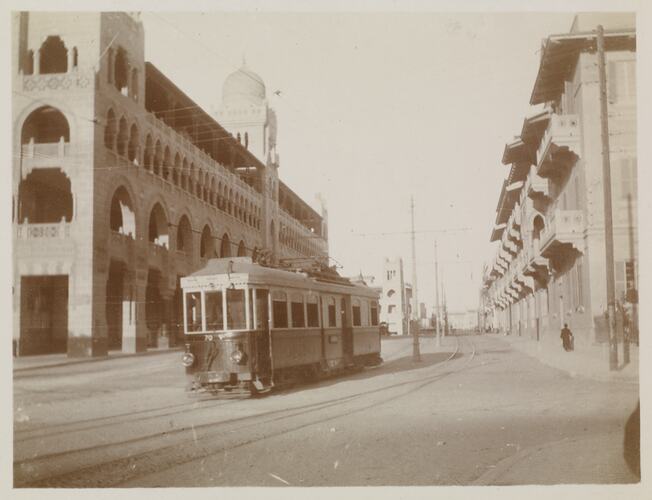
[{"x1": 19, "y1": 276, "x2": 68, "y2": 355}]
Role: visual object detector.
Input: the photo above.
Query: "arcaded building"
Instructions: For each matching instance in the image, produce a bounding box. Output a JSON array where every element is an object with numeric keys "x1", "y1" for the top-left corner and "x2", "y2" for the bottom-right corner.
[
  {"x1": 12, "y1": 12, "x2": 328, "y2": 357},
  {"x1": 482, "y1": 14, "x2": 637, "y2": 353}
]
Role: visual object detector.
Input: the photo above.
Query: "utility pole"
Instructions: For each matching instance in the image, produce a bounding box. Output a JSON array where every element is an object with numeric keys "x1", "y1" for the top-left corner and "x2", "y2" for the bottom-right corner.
[
  {"x1": 410, "y1": 196, "x2": 421, "y2": 362},
  {"x1": 625, "y1": 193, "x2": 636, "y2": 362},
  {"x1": 597, "y1": 25, "x2": 618, "y2": 371},
  {"x1": 434, "y1": 240, "x2": 441, "y2": 347}
]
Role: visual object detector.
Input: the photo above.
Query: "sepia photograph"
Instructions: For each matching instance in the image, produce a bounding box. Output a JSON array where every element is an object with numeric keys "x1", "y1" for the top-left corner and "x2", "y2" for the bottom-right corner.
[{"x1": 5, "y1": 0, "x2": 649, "y2": 496}]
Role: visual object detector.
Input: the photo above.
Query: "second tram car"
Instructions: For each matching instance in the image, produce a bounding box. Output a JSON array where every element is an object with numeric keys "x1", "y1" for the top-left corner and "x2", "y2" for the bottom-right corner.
[{"x1": 181, "y1": 257, "x2": 382, "y2": 396}]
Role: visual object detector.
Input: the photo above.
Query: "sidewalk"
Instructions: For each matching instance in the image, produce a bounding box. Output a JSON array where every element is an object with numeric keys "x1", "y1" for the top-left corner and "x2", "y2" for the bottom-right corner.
[
  {"x1": 13, "y1": 345, "x2": 183, "y2": 373},
  {"x1": 494, "y1": 333, "x2": 639, "y2": 383}
]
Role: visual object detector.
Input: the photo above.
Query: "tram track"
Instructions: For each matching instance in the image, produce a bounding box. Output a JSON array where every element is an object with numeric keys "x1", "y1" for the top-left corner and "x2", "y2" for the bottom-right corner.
[
  {"x1": 15, "y1": 335, "x2": 479, "y2": 487},
  {"x1": 15, "y1": 333, "x2": 421, "y2": 444}
]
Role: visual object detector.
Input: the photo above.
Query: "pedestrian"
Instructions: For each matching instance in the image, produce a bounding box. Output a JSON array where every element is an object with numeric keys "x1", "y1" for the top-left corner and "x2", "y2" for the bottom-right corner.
[{"x1": 560, "y1": 323, "x2": 574, "y2": 351}]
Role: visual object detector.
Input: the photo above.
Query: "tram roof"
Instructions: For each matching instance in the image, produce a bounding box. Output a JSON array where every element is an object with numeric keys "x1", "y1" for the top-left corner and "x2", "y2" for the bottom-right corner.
[{"x1": 182, "y1": 258, "x2": 378, "y2": 298}]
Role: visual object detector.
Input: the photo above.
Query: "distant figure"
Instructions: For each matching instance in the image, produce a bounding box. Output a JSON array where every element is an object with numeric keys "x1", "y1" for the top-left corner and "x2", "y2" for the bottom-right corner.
[{"x1": 560, "y1": 323, "x2": 574, "y2": 351}]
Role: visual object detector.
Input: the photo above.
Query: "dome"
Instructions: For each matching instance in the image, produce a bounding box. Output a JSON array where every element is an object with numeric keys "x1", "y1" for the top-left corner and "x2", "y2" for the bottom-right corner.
[{"x1": 222, "y1": 65, "x2": 266, "y2": 105}]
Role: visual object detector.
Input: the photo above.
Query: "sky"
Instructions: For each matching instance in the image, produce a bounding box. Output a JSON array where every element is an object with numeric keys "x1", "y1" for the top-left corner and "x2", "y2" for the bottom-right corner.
[{"x1": 140, "y1": 11, "x2": 579, "y2": 313}]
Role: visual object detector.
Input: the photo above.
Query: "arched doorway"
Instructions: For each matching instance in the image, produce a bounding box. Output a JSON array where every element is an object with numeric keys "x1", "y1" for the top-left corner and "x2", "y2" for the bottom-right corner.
[
  {"x1": 200, "y1": 225, "x2": 214, "y2": 259},
  {"x1": 176, "y1": 215, "x2": 193, "y2": 254}
]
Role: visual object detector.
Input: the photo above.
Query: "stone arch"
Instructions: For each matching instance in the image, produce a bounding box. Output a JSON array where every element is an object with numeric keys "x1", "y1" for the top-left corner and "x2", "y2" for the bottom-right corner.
[
  {"x1": 39, "y1": 35, "x2": 68, "y2": 74},
  {"x1": 163, "y1": 146, "x2": 171, "y2": 181},
  {"x1": 104, "y1": 108, "x2": 116, "y2": 150},
  {"x1": 130, "y1": 67, "x2": 139, "y2": 101},
  {"x1": 109, "y1": 185, "x2": 136, "y2": 238},
  {"x1": 220, "y1": 232, "x2": 232, "y2": 258},
  {"x1": 181, "y1": 158, "x2": 189, "y2": 190},
  {"x1": 148, "y1": 202, "x2": 169, "y2": 248},
  {"x1": 114, "y1": 47, "x2": 129, "y2": 94},
  {"x1": 153, "y1": 140, "x2": 162, "y2": 176},
  {"x1": 532, "y1": 214, "x2": 545, "y2": 241},
  {"x1": 200, "y1": 224, "x2": 214, "y2": 259},
  {"x1": 21, "y1": 105, "x2": 70, "y2": 144},
  {"x1": 176, "y1": 214, "x2": 193, "y2": 254},
  {"x1": 116, "y1": 116, "x2": 128, "y2": 156},
  {"x1": 237, "y1": 240, "x2": 247, "y2": 257},
  {"x1": 18, "y1": 168, "x2": 73, "y2": 223},
  {"x1": 127, "y1": 123, "x2": 139, "y2": 164},
  {"x1": 173, "y1": 153, "x2": 181, "y2": 186},
  {"x1": 144, "y1": 134, "x2": 153, "y2": 170}
]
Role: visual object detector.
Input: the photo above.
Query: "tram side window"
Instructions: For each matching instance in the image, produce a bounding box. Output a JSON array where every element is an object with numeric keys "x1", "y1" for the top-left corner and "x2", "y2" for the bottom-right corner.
[
  {"x1": 272, "y1": 291, "x2": 288, "y2": 328},
  {"x1": 352, "y1": 298, "x2": 362, "y2": 327},
  {"x1": 370, "y1": 301, "x2": 379, "y2": 326},
  {"x1": 185, "y1": 292, "x2": 202, "y2": 332},
  {"x1": 226, "y1": 288, "x2": 246, "y2": 330},
  {"x1": 307, "y1": 296, "x2": 319, "y2": 327},
  {"x1": 291, "y1": 293, "x2": 305, "y2": 328},
  {"x1": 205, "y1": 291, "x2": 224, "y2": 331},
  {"x1": 327, "y1": 298, "x2": 337, "y2": 327}
]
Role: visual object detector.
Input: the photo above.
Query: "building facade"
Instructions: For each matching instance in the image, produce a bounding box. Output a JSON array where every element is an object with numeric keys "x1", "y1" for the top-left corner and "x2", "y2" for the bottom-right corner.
[
  {"x1": 12, "y1": 12, "x2": 329, "y2": 357},
  {"x1": 379, "y1": 258, "x2": 411, "y2": 335},
  {"x1": 482, "y1": 14, "x2": 637, "y2": 353}
]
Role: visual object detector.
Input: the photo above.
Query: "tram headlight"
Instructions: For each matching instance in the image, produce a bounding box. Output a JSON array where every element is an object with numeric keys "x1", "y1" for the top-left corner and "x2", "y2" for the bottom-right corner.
[
  {"x1": 230, "y1": 349, "x2": 244, "y2": 364},
  {"x1": 182, "y1": 352, "x2": 195, "y2": 367}
]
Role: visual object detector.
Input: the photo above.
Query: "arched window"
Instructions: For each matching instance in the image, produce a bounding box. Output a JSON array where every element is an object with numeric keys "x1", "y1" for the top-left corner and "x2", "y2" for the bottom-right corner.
[
  {"x1": 143, "y1": 135, "x2": 153, "y2": 170},
  {"x1": 244, "y1": 132, "x2": 249, "y2": 149},
  {"x1": 237, "y1": 240, "x2": 246, "y2": 257},
  {"x1": 21, "y1": 106, "x2": 70, "y2": 144},
  {"x1": 116, "y1": 117, "x2": 128, "y2": 156},
  {"x1": 172, "y1": 154, "x2": 181, "y2": 186},
  {"x1": 153, "y1": 141, "x2": 162, "y2": 176},
  {"x1": 39, "y1": 36, "x2": 67, "y2": 74},
  {"x1": 200, "y1": 225, "x2": 214, "y2": 258},
  {"x1": 109, "y1": 186, "x2": 136, "y2": 238},
  {"x1": 220, "y1": 233, "x2": 231, "y2": 258},
  {"x1": 162, "y1": 147, "x2": 171, "y2": 180},
  {"x1": 127, "y1": 124, "x2": 139, "y2": 163},
  {"x1": 130, "y1": 68, "x2": 139, "y2": 101},
  {"x1": 148, "y1": 203, "x2": 169, "y2": 248},
  {"x1": 72, "y1": 47, "x2": 78, "y2": 68},
  {"x1": 177, "y1": 215, "x2": 193, "y2": 253},
  {"x1": 237, "y1": 132, "x2": 241, "y2": 144},
  {"x1": 532, "y1": 215, "x2": 545, "y2": 242},
  {"x1": 18, "y1": 169, "x2": 73, "y2": 223},
  {"x1": 114, "y1": 47, "x2": 129, "y2": 94}
]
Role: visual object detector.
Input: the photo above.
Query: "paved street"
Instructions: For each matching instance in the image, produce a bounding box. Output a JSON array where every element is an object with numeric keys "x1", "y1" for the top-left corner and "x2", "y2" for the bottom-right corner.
[{"x1": 14, "y1": 334, "x2": 638, "y2": 487}]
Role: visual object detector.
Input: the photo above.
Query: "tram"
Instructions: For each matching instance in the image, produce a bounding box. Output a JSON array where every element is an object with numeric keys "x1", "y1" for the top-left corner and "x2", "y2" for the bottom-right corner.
[{"x1": 180, "y1": 257, "x2": 382, "y2": 396}]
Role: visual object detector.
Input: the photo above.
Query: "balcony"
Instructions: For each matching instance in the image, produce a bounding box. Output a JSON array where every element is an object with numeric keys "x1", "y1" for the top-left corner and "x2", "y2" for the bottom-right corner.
[
  {"x1": 148, "y1": 241, "x2": 169, "y2": 269},
  {"x1": 536, "y1": 114, "x2": 580, "y2": 178},
  {"x1": 109, "y1": 231, "x2": 136, "y2": 262},
  {"x1": 20, "y1": 140, "x2": 71, "y2": 172},
  {"x1": 540, "y1": 209, "x2": 585, "y2": 259},
  {"x1": 16, "y1": 221, "x2": 70, "y2": 239},
  {"x1": 527, "y1": 166, "x2": 550, "y2": 201}
]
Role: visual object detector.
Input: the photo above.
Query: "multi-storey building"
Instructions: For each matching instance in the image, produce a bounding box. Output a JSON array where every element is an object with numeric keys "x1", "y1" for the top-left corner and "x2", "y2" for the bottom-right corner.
[
  {"x1": 12, "y1": 12, "x2": 328, "y2": 357},
  {"x1": 379, "y1": 258, "x2": 411, "y2": 335},
  {"x1": 482, "y1": 13, "x2": 637, "y2": 353}
]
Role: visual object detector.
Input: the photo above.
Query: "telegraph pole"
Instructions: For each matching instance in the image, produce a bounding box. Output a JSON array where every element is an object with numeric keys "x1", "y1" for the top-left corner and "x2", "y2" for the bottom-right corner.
[
  {"x1": 597, "y1": 25, "x2": 618, "y2": 371},
  {"x1": 410, "y1": 196, "x2": 421, "y2": 362},
  {"x1": 434, "y1": 240, "x2": 441, "y2": 347}
]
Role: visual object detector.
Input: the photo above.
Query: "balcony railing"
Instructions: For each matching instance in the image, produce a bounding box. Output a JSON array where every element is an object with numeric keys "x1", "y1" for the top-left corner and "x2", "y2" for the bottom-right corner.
[
  {"x1": 20, "y1": 140, "x2": 70, "y2": 165},
  {"x1": 527, "y1": 166, "x2": 549, "y2": 200},
  {"x1": 536, "y1": 114, "x2": 580, "y2": 177},
  {"x1": 540, "y1": 209, "x2": 585, "y2": 255},
  {"x1": 15, "y1": 221, "x2": 70, "y2": 239}
]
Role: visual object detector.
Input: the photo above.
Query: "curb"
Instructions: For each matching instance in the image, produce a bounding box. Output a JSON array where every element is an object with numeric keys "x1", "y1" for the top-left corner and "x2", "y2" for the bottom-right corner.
[{"x1": 13, "y1": 346, "x2": 183, "y2": 374}]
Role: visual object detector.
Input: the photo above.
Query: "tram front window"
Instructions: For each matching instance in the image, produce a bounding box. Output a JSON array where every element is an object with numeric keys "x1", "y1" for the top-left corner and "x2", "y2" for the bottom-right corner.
[
  {"x1": 226, "y1": 289, "x2": 246, "y2": 330},
  {"x1": 205, "y1": 291, "x2": 224, "y2": 331},
  {"x1": 185, "y1": 292, "x2": 202, "y2": 332}
]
